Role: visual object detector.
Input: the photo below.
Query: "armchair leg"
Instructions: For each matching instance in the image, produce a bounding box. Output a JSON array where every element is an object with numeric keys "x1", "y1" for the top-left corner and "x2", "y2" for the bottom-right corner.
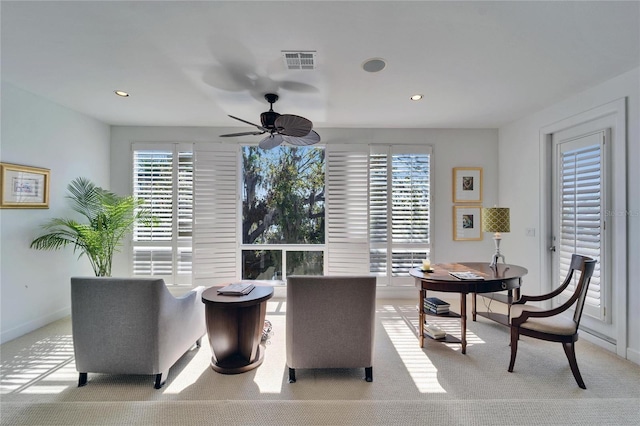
[
  {"x1": 288, "y1": 368, "x2": 296, "y2": 383},
  {"x1": 154, "y1": 371, "x2": 168, "y2": 389},
  {"x1": 365, "y1": 367, "x2": 373, "y2": 382},
  {"x1": 78, "y1": 373, "x2": 88, "y2": 387},
  {"x1": 562, "y1": 342, "x2": 586, "y2": 389},
  {"x1": 508, "y1": 327, "x2": 519, "y2": 372}
]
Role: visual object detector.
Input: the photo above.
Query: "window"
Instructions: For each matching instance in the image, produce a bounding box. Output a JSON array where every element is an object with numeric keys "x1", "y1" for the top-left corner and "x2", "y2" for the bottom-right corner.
[
  {"x1": 370, "y1": 146, "x2": 431, "y2": 285},
  {"x1": 241, "y1": 145, "x2": 325, "y2": 281},
  {"x1": 132, "y1": 143, "x2": 193, "y2": 285}
]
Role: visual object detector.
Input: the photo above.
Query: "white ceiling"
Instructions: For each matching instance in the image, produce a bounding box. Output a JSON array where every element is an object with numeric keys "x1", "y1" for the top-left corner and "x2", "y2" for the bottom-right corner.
[{"x1": 2, "y1": 1, "x2": 638, "y2": 130}]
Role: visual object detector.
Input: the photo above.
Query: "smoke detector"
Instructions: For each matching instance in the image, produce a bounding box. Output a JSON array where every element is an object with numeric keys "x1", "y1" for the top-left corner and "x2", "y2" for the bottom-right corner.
[{"x1": 282, "y1": 51, "x2": 316, "y2": 70}]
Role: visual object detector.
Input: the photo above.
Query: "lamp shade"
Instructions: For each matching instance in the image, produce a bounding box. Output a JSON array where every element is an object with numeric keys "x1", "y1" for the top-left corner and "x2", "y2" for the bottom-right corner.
[{"x1": 482, "y1": 207, "x2": 510, "y2": 233}]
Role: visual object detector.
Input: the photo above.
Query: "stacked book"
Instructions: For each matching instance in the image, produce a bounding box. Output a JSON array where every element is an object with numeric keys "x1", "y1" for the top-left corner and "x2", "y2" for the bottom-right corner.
[
  {"x1": 424, "y1": 297, "x2": 450, "y2": 315},
  {"x1": 217, "y1": 282, "x2": 255, "y2": 296},
  {"x1": 424, "y1": 324, "x2": 447, "y2": 340}
]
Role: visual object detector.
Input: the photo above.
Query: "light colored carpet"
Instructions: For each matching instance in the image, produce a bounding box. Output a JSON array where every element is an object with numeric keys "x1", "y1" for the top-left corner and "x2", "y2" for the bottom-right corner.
[{"x1": 1, "y1": 298, "x2": 639, "y2": 425}]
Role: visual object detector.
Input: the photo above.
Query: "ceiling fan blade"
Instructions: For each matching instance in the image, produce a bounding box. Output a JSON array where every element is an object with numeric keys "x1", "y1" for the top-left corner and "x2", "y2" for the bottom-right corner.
[
  {"x1": 274, "y1": 114, "x2": 313, "y2": 137},
  {"x1": 220, "y1": 131, "x2": 265, "y2": 137},
  {"x1": 228, "y1": 115, "x2": 268, "y2": 131},
  {"x1": 259, "y1": 134, "x2": 284, "y2": 150},
  {"x1": 282, "y1": 130, "x2": 321, "y2": 146}
]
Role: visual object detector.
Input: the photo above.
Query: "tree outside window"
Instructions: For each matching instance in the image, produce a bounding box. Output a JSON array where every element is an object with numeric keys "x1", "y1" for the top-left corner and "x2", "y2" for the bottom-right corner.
[{"x1": 241, "y1": 146, "x2": 325, "y2": 280}]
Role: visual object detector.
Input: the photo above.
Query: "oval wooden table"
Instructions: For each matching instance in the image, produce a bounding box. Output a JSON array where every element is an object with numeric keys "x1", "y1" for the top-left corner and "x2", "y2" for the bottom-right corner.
[
  {"x1": 410, "y1": 262, "x2": 528, "y2": 354},
  {"x1": 202, "y1": 285, "x2": 273, "y2": 374}
]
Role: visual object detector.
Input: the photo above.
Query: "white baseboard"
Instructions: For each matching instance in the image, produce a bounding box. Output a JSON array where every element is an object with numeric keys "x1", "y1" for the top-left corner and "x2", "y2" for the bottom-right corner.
[
  {"x1": 0, "y1": 306, "x2": 71, "y2": 344},
  {"x1": 627, "y1": 347, "x2": 640, "y2": 365},
  {"x1": 580, "y1": 330, "x2": 617, "y2": 353}
]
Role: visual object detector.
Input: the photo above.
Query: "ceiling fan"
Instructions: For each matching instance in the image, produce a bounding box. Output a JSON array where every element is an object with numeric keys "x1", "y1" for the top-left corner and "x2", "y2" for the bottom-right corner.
[{"x1": 220, "y1": 93, "x2": 320, "y2": 149}]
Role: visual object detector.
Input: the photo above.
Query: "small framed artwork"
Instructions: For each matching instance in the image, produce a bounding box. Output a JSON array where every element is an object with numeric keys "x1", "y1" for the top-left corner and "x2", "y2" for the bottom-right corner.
[
  {"x1": 453, "y1": 167, "x2": 483, "y2": 203},
  {"x1": 453, "y1": 206, "x2": 483, "y2": 241},
  {"x1": 0, "y1": 163, "x2": 50, "y2": 209}
]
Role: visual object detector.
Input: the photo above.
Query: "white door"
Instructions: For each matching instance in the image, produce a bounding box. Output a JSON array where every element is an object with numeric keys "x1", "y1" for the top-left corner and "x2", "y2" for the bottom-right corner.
[{"x1": 551, "y1": 125, "x2": 613, "y2": 339}]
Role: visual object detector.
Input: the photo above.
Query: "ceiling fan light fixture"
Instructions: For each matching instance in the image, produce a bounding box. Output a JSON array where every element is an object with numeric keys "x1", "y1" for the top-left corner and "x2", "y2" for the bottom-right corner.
[
  {"x1": 362, "y1": 58, "x2": 386, "y2": 73},
  {"x1": 410, "y1": 94, "x2": 423, "y2": 101}
]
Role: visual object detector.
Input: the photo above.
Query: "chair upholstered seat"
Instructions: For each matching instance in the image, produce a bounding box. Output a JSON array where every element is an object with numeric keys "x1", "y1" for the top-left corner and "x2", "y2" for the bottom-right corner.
[{"x1": 510, "y1": 304, "x2": 577, "y2": 335}]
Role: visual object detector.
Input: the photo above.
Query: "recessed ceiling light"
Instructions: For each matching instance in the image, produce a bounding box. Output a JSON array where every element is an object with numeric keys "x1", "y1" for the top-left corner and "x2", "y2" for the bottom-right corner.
[
  {"x1": 114, "y1": 90, "x2": 130, "y2": 97},
  {"x1": 362, "y1": 58, "x2": 386, "y2": 73},
  {"x1": 410, "y1": 94, "x2": 423, "y2": 101}
]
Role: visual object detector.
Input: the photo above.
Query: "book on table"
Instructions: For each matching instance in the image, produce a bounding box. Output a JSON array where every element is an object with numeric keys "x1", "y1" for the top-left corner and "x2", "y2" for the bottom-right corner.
[
  {"x1": 448, "y1": 271, "x2": 484, "y2": 280},
  {"x1": 217, "y1": 282, "x2": 255, "y2": 295},
  {"x1": 424, "y1": 324, "x2": 447, "y2": 340},
  {"x1": 425, "y1": 297, "x2": 450, "y2": 307},
  {"x1": 424, "y1": 297, "x2": 450, "y2": 314},
  {"x1": 424, "y1": 306, "x2": 449, "y2": 315}
]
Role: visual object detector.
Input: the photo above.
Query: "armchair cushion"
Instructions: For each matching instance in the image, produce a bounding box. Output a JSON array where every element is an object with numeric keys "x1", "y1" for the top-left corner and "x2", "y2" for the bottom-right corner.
[{"x1": 511, "y1": 304, "x2": 577, "y2": 335}]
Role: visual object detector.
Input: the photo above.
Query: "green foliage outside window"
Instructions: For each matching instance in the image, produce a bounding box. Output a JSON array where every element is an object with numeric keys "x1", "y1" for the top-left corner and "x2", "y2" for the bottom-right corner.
[
  {"x1": 242, "y1": 146, "x2": 325, "y2": 244},
  {"x1": 242, "y1": 146, "x2": 325, "y2": 279}
]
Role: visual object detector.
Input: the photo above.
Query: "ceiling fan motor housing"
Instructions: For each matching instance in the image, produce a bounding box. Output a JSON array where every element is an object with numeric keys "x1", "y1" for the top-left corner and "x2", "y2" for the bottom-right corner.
[
  {"x1": 261, "y1": 93, "x2": 280, "y2": 129},
  {"x1": 260, "y1": 110, "x2": 281, "y2": 130}
]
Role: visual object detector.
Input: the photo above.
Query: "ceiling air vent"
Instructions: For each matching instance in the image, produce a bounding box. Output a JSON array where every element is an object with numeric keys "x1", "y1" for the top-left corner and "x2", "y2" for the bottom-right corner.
[{"x1": 282, "y1": 51, "x2": 316, "y2": 70}]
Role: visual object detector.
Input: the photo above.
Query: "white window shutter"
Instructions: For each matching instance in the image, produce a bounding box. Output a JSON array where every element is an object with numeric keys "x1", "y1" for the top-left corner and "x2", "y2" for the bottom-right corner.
[
  {"x1": 193, "y1": 143, "x2": 239, "y2": 286},
  {"x1": 370, "y1": 145, "x2": 431, "y2": 285},
  {"x1": 132, "y1": 144, "x2": 193, "y2": 285},
  {"x1": 559, "y1": 136, "x2": 604, "y2": 319},
  {"x1": 326, "y1": 144, "x2": 370, "y2": 275}
]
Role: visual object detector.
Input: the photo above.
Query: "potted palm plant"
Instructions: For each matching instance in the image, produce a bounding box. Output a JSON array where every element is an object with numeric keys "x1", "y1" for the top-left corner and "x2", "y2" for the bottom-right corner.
[{"x1": 30, "y1": 177, "x2": 150, "y2": 277}]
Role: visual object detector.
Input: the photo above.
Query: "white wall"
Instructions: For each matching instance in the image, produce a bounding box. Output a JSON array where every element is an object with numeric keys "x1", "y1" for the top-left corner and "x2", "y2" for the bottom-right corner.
[
  {"x1": 0, "y1": 83, "x2": 111, "y2": 343},
  {"x1": 110, "y1": 126, "x2": 500, "y2": 286},
  {"x1": 499, "y1": 68, "x2": 639, "y2": 363}
]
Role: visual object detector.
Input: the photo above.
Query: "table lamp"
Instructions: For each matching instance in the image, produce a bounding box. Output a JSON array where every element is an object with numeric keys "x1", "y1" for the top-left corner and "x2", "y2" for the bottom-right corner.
[{"x1": 482, "y1": 207, "x2": 510, "y2": 269}]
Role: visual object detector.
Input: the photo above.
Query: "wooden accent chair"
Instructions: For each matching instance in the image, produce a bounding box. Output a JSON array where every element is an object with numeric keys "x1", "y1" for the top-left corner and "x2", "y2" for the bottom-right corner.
[
  {"x1": 508, "y1": 254, "x2": 596, "y2": 389},
  {"x1": 71, "y1": 277, "x2": 206, "y2": 389},
  {"x1": 286, "y1": 275, "x2": 376, "y2": 383}
]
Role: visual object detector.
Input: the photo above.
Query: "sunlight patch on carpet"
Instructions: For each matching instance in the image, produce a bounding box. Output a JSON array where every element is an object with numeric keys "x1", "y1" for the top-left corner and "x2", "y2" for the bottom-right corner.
[
  {"x1": 1, "y1": 335, "x2": 74, "y2": 395},
  {"x1": 381, "y1": 318, "x2": 446, "y2": 393}
]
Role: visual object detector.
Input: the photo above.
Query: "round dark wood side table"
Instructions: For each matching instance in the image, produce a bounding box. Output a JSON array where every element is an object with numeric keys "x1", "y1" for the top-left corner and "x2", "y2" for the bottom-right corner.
[{"x1": 201, "y1": 285, "x2": 274, "y2": 374}]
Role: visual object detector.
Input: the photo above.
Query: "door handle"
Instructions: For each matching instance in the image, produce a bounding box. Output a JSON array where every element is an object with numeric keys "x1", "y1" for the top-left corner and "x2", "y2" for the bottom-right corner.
[{"x1": 549, "y1": 245, "x2": 556, "y2": 252}]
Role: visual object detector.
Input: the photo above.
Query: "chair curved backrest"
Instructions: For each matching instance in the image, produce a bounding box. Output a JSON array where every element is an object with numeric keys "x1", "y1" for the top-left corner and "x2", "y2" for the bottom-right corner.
[{"x1": 568, "y1": 255, "x2": 596, "y2": 328}]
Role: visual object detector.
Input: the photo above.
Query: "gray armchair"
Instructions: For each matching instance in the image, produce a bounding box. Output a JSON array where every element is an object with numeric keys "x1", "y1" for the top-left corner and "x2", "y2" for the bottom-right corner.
[
  {"x1": 70, "y1": 277, "x2": 206, "y2": 389},
  {"x1": 286, "y1": 275, "x2": 376, "y2": 382}
]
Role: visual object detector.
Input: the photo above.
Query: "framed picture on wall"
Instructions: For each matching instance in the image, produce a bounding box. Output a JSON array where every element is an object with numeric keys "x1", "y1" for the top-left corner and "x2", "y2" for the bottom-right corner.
[
  {"x1": 453, "y1": 167, "x2": 483, "y2": 203},
  {"x1": 0, "y1": 163, "x2": 50, "y2": 209},
  {"x1": 453, "y1": 206, "x2": 483, "y2": 241}
]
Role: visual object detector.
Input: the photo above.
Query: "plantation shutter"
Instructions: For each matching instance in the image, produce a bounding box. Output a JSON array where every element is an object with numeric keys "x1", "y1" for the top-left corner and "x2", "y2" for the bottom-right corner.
[
  {"x1": 326, "y1": 144, "x2": 370, "y2": 275},
  {"x1": 132, "y1": 143, "x2": 193, "y2": 285},
  {"x1": 558, "y1": 132, "x2": 604, "y2": 320},
  {"x1": 370, "y1": 145, "x2": 431, "y2": 285},
  {"x1": 369, "y1": 150, "x2": 388, "y2": 275},
  {"x1": 193, "y1": 143, "x2": 239, "y2": 286}
]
